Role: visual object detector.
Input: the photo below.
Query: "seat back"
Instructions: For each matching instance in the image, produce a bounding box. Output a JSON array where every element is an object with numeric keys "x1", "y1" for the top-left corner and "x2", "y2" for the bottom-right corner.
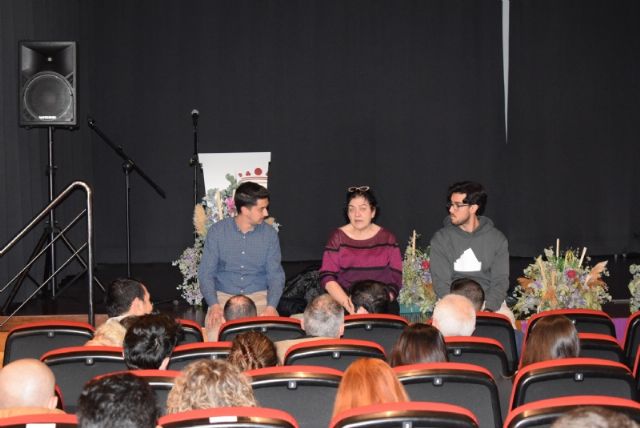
[
  {"x1": 218, "y1": 316, "x2": 305, "y2": 342},
  {"x1": 167, "y1": 342, "x2": 232, "y2": 371},
  {"x1": 510, "y1": 358, "x2": 636, "y2": 410},
  {"x1": 473, "y1": 312, "x2": 518, "y2": 374},
  {"x1": 342, "y1": 314, "x2": 408, "y2": 356},
  {"x1": 394, "y1": 362, "x2": 501, "y2": 428},
  {"x1": 158, "y1": 407, "x2": 298, "y2": 428},
  {"x1": 3, "y1": 321, "x2": 94, "y2": 365},
  {"x1": 526, "y1": 309, "x2": 615, "y2": 338},
  {"x1": 176, "y1": 318, "x2": 204, "y2": 345},
  {"x1": 445, "y1": 336, "x2": 510, "y2": 379},
  {"x1": 248, "y1": 365, "x2": 342, "y2": 428},
  {"x1": 284, "y1": 339, "x2": 386, "y2": 371},
  {"x1": 0, "y1": 413, "x2": 77, "y2": 428},
  {"x1": 505, "y1": 395, "x2": 640, "y2": 428},
  {"x1": 578, "y1": 333, "x2": 625, "y2": 363},
  {"x1": 128, "y1": 369, "x2": 180, "y2": 416},
  {"x1": 41, "y1": 346, "x2": 127, "y2": 412},
  {"x1": 329, "y1": 402, "x2": 479, "y2": 428},
  {"x1": 623, "y1": 311, "x2": 640, "y2": 367}
]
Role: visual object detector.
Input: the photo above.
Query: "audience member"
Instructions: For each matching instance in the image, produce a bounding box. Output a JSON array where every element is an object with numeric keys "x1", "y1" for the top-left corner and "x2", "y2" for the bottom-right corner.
[
  {"x1": 123, "y1": 313, "x2": 180, "y2": 370},
  {"x1": 349, "y1": 280, "x2": 394, "y2": 314},
  {"x1": 450, "y1": 277, "x2": 485, "y2": 311},
  {"x1": 389, "y1": 323, "x2": 448, "y2": 367},
  {"x1": 332, "y1": 358, "x2": 408, "y2": 417},
  {"x1": 450, "y1": 277, "x2": 523, "y2": 354},
  {"x1": 0, "y1": 359, "x2": 63, "y2": 417},
  {"x1": 551, "y1": 406, "x2": 638, "y2": 428},
  {"x1": 431, "y1": 294, "x2": 476, "y2": 337},
  {"x1": 86, "y1": 278, "x2": 153, "y2": 347},
  {"x1": 520, "y1": 315, "x2": 579, "y2": 367},
  {"x1": 275, "y1": 294, "x2": 344, "y2": 363},
  {"x1": 207, "y1": 294, "x2": 258, "y2": 341},
  {"x1": 227, "y1": 331, "x2": 278, "y2": 371},
  {"x1": 165, "y1": 359, "x2": 256, "y2": 414},
  {"x1": 77, "y1": 372, "x2": 158, "y2": 428}
]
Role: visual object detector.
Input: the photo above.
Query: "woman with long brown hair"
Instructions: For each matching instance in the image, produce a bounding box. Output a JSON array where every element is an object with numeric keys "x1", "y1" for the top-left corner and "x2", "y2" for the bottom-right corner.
[
  {"x1": 520, "y1": 315, "x2": 580, "y2": 367},
  {"x1": 389, "y1": 323, "x2": 448, "y2": 367},
  {"x1": 332, "y1": 358, "x2": 408, "y2": 417}
]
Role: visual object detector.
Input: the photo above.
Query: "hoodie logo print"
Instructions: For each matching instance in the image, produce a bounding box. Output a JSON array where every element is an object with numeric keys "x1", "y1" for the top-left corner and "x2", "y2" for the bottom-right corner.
[{"x1": 454, "y1": 248, "x2": 482, "y2": 272}]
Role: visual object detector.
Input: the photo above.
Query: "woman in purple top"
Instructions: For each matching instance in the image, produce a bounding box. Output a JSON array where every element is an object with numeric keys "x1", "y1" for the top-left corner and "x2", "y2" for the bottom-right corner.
[{"x1": 319, "y1": 186, "x2": 403, "y2": 314}]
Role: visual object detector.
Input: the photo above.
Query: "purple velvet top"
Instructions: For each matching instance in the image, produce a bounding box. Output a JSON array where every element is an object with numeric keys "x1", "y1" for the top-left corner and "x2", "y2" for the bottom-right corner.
[{"x1": 319, "y1": 227, "x2": 403, "y2": 295}]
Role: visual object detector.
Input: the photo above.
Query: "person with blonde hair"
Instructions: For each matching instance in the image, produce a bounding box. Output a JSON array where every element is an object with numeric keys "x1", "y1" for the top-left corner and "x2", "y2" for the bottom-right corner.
[
  {"x1": 227, "y1": 331, "x2": 278, "y2": 371},
  {"x1": 332, "y1": 358, "x2": 408, "y2": 417},
  {"x1": 166, "y1": 359, "x2": 256, "y2": 414}
]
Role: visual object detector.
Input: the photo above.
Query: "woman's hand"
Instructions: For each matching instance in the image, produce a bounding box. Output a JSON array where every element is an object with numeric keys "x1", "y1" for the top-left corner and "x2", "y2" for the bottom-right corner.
[{"x1": 325, "y1": 281, "x2": 355, "y2": 314}]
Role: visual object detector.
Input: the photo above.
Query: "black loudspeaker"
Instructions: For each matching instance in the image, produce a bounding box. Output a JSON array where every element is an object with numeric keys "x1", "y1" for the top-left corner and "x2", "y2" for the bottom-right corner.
[{"x1": 19, "y1": 41, "x2": 77, "y2": 127}]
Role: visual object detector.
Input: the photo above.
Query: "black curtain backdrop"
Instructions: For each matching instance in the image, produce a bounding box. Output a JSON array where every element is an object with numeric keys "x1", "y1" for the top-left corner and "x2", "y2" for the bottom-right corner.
[
  {"x1": 507, "y1": 0, "x2": 640, "y2": 255},
  {"x1": 1, "y1": 0, "x2": 638, "y2": 288}
]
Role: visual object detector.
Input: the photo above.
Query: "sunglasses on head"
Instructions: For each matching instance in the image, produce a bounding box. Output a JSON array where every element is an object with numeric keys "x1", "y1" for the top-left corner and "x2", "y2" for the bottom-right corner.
[{"x1": 347, "y1": 186, "x2": 370, "y2": 192}]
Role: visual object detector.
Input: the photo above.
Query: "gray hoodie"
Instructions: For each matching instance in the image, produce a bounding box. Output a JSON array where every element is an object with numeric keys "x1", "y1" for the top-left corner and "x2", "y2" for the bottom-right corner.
[{"x1": 429, "y1": 216, "x2": 509, "y2": 311}]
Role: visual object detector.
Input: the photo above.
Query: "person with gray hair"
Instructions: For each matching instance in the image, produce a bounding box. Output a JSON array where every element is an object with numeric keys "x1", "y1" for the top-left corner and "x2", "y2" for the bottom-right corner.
[
  {"x1": 551, "y1": 406, "x2": 638, "y2": 428},
  {"x1": 223, "y1": 294, "x2": 258, "y2": 320},
  {"x1": 275, "y1": 294, "x2": 344, "y2": 363},
  {"x1": 431, "y1": 294, "x2": 476, "y2": 337}
]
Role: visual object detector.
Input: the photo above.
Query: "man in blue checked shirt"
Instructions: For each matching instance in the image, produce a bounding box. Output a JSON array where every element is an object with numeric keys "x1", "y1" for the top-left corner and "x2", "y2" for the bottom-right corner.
[{"x1": 198, "y1": 182, "x2": 285, "y2": 334}]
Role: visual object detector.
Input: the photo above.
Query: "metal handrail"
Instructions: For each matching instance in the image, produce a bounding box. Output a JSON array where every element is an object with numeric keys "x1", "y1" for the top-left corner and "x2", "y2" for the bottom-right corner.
[{"x1": 0, "y1": 181, "x2": 95, "y2": 326}]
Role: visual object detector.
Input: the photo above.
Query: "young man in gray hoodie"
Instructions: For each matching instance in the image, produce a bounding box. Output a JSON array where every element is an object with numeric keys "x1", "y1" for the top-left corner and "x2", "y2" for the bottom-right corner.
[{"x1": 430, "y1": 181, "x2": 514, "y2": 323}]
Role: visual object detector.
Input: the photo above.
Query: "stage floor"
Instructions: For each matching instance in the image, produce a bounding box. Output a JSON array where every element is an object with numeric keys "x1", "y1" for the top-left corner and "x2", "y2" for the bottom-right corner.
[{"x1": 3, "y1": 254, "x2": 639, "y2": 322}]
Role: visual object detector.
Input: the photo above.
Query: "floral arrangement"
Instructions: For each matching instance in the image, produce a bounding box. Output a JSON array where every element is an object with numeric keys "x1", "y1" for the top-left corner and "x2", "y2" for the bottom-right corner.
[
  {"x1": 172, "y1": 174, "x2": 279, "y2": 306},
  {"x1": 628, "y1": 264, "x2": 640, "y2": 314},
  {"x1": 512, "y1": 240, "x2": 611, "y2": 318},
  {"x1": 398, "y1": 230, "x2": 437, "y2": 315}
]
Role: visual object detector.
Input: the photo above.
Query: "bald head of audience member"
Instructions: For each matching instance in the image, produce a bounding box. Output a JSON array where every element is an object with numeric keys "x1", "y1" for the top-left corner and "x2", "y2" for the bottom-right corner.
[
  {"x1": 223, "y1": 295, "x2": 257, "y2": 321},
  {"x1": 0, "y1": 359, "x2": 58, "y2": 410},
  {"x1": 302, "y1": 294, "x2": 344, "y2": 338},
  {"x1": 450, "y1": 278, "x2": 485, "y2": 312},
  {"x1": 431, "y1": 294, "x2": 476, "y2": 337}
]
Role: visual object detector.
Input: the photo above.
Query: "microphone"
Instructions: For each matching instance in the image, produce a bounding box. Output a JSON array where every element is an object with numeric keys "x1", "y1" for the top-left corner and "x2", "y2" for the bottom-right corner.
[{"x1": 191, "y1": 109, "x2": 199, "y2": 127}]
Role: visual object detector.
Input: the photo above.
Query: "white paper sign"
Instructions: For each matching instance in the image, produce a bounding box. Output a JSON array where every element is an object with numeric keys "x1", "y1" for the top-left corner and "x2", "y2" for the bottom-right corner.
[{"x1": 200, "y1": 152, "x2": 271, "y2": 191}]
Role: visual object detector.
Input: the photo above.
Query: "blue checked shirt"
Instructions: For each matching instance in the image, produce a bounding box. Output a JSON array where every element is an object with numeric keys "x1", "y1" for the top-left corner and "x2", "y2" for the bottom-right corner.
[{"x1": 198, "y1": 217, "x2": 285, "y2": 308}]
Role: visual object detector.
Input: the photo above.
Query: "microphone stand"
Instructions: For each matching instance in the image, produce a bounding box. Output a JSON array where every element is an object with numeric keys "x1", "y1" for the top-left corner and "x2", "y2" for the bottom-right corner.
[
  {"x1": 189, "y1": 111, "x2": 202, "y2": 239},
  {"x1": 88, "y1": 117, "x2": 166, "y2": 277}
]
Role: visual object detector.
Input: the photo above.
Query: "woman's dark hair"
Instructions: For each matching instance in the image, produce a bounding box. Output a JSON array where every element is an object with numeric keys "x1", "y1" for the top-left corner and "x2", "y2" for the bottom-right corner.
[
  {"x1": 343, "y1": 187, "x2": 379, "y2": 223},
  {"x1": 520, "y1": 315, "x2": 580, "y2": 367},
  {"x1": 389, "y1": 323, "x2": 448, "y2": 367}
]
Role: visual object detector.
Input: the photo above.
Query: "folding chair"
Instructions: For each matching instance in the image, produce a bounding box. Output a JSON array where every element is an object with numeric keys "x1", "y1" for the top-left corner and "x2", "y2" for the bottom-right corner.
[
  {"x1": 578, "y1": 333, "x2": 625, "y2": 363},
  {"x1": 218, "y1": 316, "x2": 305, "y2": 342},
  {"x1": 342, "y1": 314, "x2": 408, "y2": 356},
  {"x1": 394, "y1": 362, "x2": 502, "y2": 428},
  {"x1": 504, "y1": 395, "x2": 640, "y2": 428},
  {"x1": 526, "y1": 309, "x2": 615, "y2": 338},
  {"x1": 329, "y1": 402, "x2": 479, "y2": 428},
  {"x1": 167, "y1": 341, "x2": 232, "y2": 371},
  {"x1": 510, "y1": 358, "x2": 636, "y2": 410},
  {"x1": 248, "y1": 365, "x2": 342, "y2": 428},
  {"x1": 158, "y1": 407, "x2": 298, "y2": 428},
  {"x1": 284, "y1": 339, "x2": 385, "y2": 371},
  {"x1": 128, "y1": 369, "x2": 180, "y2": 416},
  {"x1": 445, "y1": 336, "x2": 510, "y2": 379},
  {"x1": 623, "y1": 311, "x2": 640, "y2": 367},
  {"x1": 0, "y1": 414, "x2": 77, "y2": 428},
  {"x1": 41, "y1": 346, "x2": 127, "y2": 412},
  {"x1": 176, "y1": 318, "x2": 204, "y2": 345},
  {"x1": 3, "y1": 320, "x2": 94, "y2": 365},
  {"x1": 473, "y1": 311, "x2": 519, "y2": 375}
]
